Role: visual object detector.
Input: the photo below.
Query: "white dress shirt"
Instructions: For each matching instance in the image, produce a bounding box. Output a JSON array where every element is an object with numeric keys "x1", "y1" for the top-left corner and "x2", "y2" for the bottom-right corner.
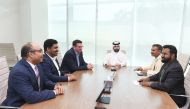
[
  {"x1": 27, "y1": 61, "x2": 38, "y2": 77},
  {"x1": 143, "y1": 55, "x2": 163, "y2": 75},
  {"x1": 27, "y1": 60, "x2": 57, "y2": 94},
  {"x1": 27, "y1": 61, "x2": 40, "y2": 90},
  {"x1": 46, "y1": 53, "x2": 61, "y2": 76},
  {"x1": 103, "y1": 51, "x2": 126, "y2": 67}
]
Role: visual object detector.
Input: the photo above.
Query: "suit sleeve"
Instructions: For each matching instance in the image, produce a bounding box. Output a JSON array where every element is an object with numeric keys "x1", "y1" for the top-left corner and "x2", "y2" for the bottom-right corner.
[
  {"x1": 149, "y1": 64, "x2": 165, "y2": 81},
  {"x1": 150, "y1": 67, "x2": 184, "y2": 93},
  {"x1": 64, "y1": 53, "x2": 87, "y2": 72},
  {"x1": 149, "y1": 71, "x2": 161, "y2": 81},
  {"x1": 41, "y1": 62, "x2": 68, "y2": 82},
  {"x1": 43, "y1": 73, "x2": 56, "y2": 90},
  {"x1": 11, "y1": 70, "x2": 56, "y2": 104}
]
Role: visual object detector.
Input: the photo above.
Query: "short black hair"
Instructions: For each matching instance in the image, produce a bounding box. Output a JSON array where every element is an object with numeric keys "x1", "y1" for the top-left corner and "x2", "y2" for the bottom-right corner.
[
  {"x1": 163, "y1": 45, "x2": 177, "y2": 58},
  {"x1": 21, "y1": 43, "x2": 33, "y2": 58},
  {"x1": 72, "y1": 39, "x2": 82, "y2": 46},
  {"x1": 152, "y1": 44, "x2": 162, "y2": 51},
  {"x1": 44, "y1": 39, "x2": 58, "y2": 52}
]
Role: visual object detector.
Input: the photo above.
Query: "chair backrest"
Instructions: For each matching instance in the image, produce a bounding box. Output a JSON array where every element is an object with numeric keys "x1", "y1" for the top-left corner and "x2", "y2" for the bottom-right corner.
[
  {"x1": 0, "y1": 56, "x2": 9, "y2": 104},
  {"x1": 177, "y1": 53, "x2": 190, "y2": 73},
  {"x1": 181, "y1": 66, "x2": 190, "y2": 109},
  {"x1": 185, "y1": 67, "x2": 190, "y2": 102},
  {"x1": 0, "y1": 43, "x2": 18, "y2": 68}
]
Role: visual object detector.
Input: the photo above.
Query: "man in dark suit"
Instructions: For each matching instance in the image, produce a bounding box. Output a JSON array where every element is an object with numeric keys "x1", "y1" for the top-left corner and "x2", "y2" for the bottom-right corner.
[
  {"x1": 61, "y1": 39, "x2": 93, "y2": 73},
  {"x1": 1, "y1": 42, "x2": 64, "y2": 107},
  {"x1": 138, "y1": 45, "x2": 187, "y2": 108},
  {"x1": 41, "y1": 39, "x2": 76, "y2": 82}
]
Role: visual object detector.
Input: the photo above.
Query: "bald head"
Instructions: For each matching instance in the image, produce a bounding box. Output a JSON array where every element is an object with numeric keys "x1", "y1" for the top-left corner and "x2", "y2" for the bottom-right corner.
[
  {"x1": 21, "y1": 42, "x2": 43, "y2": 64},
  {"x1": 21, "y1": 42, "x2": 41, "y2": 57}
]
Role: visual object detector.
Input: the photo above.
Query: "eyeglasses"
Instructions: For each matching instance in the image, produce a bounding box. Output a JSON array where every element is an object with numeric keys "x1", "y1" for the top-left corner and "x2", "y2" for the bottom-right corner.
[
  {"x1": 29, "y1": 49, "x2": 43, "y2": 53},
  {"x1": 76, "y1": 46, "x2": 83, "y2": 48}
]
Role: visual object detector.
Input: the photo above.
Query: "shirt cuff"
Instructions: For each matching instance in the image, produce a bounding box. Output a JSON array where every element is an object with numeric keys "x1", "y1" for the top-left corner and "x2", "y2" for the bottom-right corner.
[
  {"x1": 68, "y1": 76, "x2": 70, "y2": 81},
  {"x1": 53, "y1": 90, "x2": 57, "y2": 95}
]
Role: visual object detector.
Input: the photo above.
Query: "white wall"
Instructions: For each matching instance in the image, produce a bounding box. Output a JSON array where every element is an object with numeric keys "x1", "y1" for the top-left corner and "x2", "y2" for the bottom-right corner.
[
  {"x1": 30, "y1": 0, "x2": 48, "y2": 46},
  {"x1": 20, "y1": 0, "x2": 48, "y2": 48},
  {"x1": 0, "y1": 0, "x2": 49, "y2": 54},
  {"x1": 180, "y1": 0, "x2": 190, "y2": 54},
  {"x1": 0, "y1": 0, "x2": 21, "y2": 54},
  {"x1": 19, "y1": 0, "x2": 32, "y2": 46}
]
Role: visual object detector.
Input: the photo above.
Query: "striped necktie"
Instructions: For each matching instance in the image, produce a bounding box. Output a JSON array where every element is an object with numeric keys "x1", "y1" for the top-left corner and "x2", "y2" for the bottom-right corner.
[{"x1": 34, "y1": 66, "x2": 40, "y2": 91}]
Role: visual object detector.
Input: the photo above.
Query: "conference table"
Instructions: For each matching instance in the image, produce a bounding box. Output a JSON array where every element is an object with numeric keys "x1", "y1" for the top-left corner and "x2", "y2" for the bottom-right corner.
[{"x1": 21, "y1": 66, "x2": 178, "y2": 109}]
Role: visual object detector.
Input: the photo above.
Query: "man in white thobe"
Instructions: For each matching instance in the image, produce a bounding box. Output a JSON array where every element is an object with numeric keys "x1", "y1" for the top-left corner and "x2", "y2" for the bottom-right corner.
[{"x1": 103, "y1": 41, "x2": 126, "y2": 69}]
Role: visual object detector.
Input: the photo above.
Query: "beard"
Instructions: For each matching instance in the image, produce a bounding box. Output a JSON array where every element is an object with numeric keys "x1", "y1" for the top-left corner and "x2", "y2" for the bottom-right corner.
[
  {"x1": 114, "y1": 49, "x2": 119, "y2": 52},
  {"x1": 161, "y1": 57, "x2": 170, "y2": 63}
]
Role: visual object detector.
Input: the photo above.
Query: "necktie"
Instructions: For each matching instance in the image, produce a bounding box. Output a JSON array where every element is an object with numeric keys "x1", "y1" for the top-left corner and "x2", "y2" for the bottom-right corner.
[
  {"x1": 76, "y1": 54, "x2": 80, "y2": 67},
  {"x1": 55, "y1": 59, "x2": 60, "y2": 67},
  {"x1": 55, "y1": 58, "x2": 61, "y2": 76},
  {"x1": 34, "y1": 66, "x2": 40, "y2": 91}
]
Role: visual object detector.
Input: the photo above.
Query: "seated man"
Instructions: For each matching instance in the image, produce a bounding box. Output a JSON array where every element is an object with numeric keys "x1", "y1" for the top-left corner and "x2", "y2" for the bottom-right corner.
[
  {"x1": 60, "y1": 39, "x2": 93, "y2": 73},
  {"x1": 103, "y1": 41, "x2": 126, "y2": 68},
  {"x1": 135, "y1": 44, "x2": 163, "y2": 76},
  {"x1": 41, "y1": 39, "x2": 76, "y2": 82},
  {"x1": 138, "y1": 45, "x2": 187, "y2": 108},
  {"x1": 1, "y1": 42, "x2": 64, "y2": 107}
]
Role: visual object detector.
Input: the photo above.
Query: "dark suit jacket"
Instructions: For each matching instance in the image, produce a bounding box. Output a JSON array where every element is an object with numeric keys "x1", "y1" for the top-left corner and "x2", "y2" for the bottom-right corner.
[
  {"x1": 60, "y1": 48, "x2": 87, "y2": 73},
  {"x1": 2, "y1": 59, "x2": 56, "y2": 107},
  {"x1": 40, "y1": 53, "x2": 68, "y2": 82},
  {"x1": 149, "y1": 59, "x2": 187, "y2": 108}
]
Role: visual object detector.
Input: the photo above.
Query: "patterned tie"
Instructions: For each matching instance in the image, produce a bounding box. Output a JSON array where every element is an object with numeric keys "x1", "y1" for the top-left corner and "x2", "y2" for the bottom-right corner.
[{"x1": 34, "y1": 66, "x2": 40, "y2": 91}]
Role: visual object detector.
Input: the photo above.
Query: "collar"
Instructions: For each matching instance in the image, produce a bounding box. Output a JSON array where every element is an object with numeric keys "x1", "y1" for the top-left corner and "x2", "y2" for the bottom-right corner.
[
  {"x1": 156, "y1": 54, "x2": 162, "y2": 59},
  {"x1": 26, "y1": 60, "x2": 36, "y2": 70},
  {"x1": 46, "y1": 53, "x2": 57, "y2": 61},
  {"x1": 74, "y1": 50, "x2": 80, "y2": 55}
]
